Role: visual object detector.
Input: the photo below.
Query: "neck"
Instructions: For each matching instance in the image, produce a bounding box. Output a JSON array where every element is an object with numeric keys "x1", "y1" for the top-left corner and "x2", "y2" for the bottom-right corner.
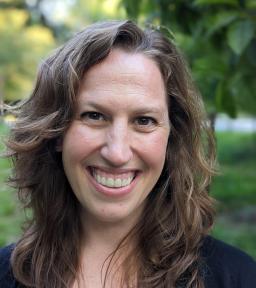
[
  {"x1": 77, "y1": 212, "x2": 139, "y2": 287},
  {"x1": 81, "y1": 212, "x2": 139, "y2": 254}
]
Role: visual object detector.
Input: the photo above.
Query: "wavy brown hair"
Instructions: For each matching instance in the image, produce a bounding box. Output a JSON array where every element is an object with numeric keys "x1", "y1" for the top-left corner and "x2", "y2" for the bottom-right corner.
[{"x1": 7, "y1": 20, "x2": 216, "y2": 287}]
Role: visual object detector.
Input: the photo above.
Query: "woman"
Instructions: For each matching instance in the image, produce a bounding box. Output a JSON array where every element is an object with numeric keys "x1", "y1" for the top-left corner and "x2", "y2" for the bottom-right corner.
[{"x1": 0, "y1": 20, "x2": 255, "y2": 288}]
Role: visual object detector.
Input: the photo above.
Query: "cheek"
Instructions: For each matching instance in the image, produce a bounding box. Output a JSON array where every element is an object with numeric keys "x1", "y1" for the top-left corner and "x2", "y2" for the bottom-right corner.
[
  {"x1": 62, "y1": 125, "x2": 103, "y2": 162},
  {"x1": 138, "y1": 133, "x2": 169, "y2": 169}
]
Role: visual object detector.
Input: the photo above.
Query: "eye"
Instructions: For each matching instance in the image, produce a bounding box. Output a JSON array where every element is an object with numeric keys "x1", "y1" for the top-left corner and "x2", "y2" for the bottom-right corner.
[
  {"x1": 135, "y1": 116, "x2": 157, "y2": 125},
  {"x1": 134, "y1": 116, "x2": 157, "y2": 129},
  {"x1": 80, "y1": 111, "x2": 106, "y2": 122}
]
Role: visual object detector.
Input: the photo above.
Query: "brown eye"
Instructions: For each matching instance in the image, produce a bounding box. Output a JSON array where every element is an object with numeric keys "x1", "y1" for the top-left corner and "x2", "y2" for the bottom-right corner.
[
  {"x1": 80, "y1": 111, "x2": 105, "y2": 121},
  {"x1": 135, "y1": 117, "x2": 157, "y2": 126}
]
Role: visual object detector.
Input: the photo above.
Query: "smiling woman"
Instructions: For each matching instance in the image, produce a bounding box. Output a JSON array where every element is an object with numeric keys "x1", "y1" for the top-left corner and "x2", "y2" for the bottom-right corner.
[
  {"x1": 62, "y1": 49, "x2": 170, "y2": 226},
  {"x1": 0, "y1": 20, "x2": 255, "y2": 288}
]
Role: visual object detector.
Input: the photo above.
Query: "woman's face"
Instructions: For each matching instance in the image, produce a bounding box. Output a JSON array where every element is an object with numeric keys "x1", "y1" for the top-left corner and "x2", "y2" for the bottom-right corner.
[{"x1": 62, "y1": 49, "x2": 170, "y2": 226}]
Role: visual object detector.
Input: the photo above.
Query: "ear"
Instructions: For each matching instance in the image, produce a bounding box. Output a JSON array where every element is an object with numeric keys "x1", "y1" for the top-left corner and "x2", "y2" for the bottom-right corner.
[{"x1": 55, "y1": 137, "x2": 63, "y2": 152}]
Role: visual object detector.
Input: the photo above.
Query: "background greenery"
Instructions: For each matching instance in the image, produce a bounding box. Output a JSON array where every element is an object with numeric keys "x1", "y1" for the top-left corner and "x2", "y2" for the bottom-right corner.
[
  {"x1": 1, "y1": 0, "x2": 256, "y2": 119},
  {"x1": 0, "y1": 0, "x2": 255, "y2": 259}
]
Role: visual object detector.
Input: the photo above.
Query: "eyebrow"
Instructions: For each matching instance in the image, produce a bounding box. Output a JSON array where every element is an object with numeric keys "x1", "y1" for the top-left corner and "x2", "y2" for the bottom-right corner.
[{"x1": 80, "y1": 101, "x2": 166, "y2": 115}]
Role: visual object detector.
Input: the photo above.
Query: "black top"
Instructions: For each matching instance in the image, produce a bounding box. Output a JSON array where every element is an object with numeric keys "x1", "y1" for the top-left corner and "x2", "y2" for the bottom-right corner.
[{"x1": 0, "y1": 236, "x2": 256, "y2": 287}]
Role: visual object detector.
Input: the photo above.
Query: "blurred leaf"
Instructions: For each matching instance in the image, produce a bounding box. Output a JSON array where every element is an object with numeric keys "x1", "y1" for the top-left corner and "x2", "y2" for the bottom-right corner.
[
  {"x1": 0, "y1": 0, "x2": 26, "y2": 9},
  {"x1": 24, "y1": 25, "x2": 55, "y2": 54},
  {"x1": 246, "y1": 39, "x2": 256, "y2": 66},
  {"x1": 229, "y1": 72, "x2": 256, "y2": 115},
  {"x1": 206, "y1": 10, "x2": 239, "y2": 36},
  {"x1": 0, "y1": 8, "x2": 28, "y2": 29},
  {"x1": 227, "y1": 20, "x2": 255, "y2": 55},
  {"x1": 70, "y1": 0, "x2": 125, "y2": 28},
  {"x1": 247, "y1": 0, "x2": 256, "y2": 8},
  {"x1": 121, "y1": 0, "x2": 141, "y2": 19},
  {"x1": 193, "y1": 0, "x2": 238, "y2": 6}
]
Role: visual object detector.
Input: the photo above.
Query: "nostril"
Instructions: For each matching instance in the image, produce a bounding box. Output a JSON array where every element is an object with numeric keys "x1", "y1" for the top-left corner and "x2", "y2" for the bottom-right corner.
[{"x1": 100, "y1": 144, "x2": 133, "y2": 166}]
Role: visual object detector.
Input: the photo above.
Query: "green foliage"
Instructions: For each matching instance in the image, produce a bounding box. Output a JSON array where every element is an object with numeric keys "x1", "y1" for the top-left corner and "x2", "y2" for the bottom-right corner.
[
  {"x1": 68, "y1": 0, "x2": 126, "y2": 29},
  {"x1": 216, "y1": 80, "x2": 237, "y2": 117},
  {"x1": 0, "y1": 0, "x2": 26, "y2": 9},
  {"x1": 1, "y1": 0, "x2": 255, "y2": 117},
  {"x1": 206, "y1": 10, "x2": 239, "y2": 36},
  {"x1": 210, "y1": 131, "x2": 256, "y2": 259},
  {"x1": 122, "y1": 0, "x2": 141, "y2": 19},
  {"x1": 121, "y1": 0, "x2": 256, "y2": 118},
  {"x1": 0, "y1": 123, "x2": 23, "y2": 246},
  {"x1": 211, "y1": 132, "x2": 256, "y2": 210},
  {"x1": 227, "y1": 19, "x2": 255, "y2": 55},
  {"x1": 0, "y1": 8, "x2": 55, "y2": 103},
  {"x1": 194, "y1": 0, "x2": 238, "y2": 6}
]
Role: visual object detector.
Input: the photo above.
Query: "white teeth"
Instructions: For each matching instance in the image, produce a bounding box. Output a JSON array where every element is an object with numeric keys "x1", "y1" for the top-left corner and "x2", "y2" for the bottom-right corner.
[
  {"x1": 114, "y1": 179, "x2": 122, "y2": 187},
  {"x1": 122, "y1": 178, "x2": 131, "y2": 186},
  {"x1": 92, "y1": 170, "x2": 134, "y2": 188},
  {"x1": 106, "y1": 178, "x2": 114, "y2": 187}
]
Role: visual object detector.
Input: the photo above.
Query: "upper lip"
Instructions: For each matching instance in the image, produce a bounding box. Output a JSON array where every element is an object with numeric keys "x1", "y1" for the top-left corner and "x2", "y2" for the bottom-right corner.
[{"x1": 88, "y1": 165, "x2": 139, "y2": 174}]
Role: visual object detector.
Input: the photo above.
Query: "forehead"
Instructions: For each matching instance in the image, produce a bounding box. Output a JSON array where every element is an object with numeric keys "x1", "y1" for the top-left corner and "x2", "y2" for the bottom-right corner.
[{"x1": 77, "y1": 49, "x2": 168, "y2": 110}]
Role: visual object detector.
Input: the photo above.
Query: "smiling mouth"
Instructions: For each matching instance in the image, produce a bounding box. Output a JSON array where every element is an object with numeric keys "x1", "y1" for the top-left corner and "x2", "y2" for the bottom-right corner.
[{"x1": 88, "y1": 167, "x2": 137, "y2": 188}]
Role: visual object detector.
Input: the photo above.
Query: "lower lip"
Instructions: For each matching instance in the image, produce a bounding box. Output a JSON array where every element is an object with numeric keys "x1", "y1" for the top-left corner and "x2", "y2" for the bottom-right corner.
[{"x1": 86, "y1": 168, "x2": 140, "y2": 197}]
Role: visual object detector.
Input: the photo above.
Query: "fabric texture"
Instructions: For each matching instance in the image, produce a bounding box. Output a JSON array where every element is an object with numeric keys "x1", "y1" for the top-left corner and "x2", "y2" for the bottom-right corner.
[
  {"x1": 200, "y1": 236, "x2": 256, "y2": 288},
  {"x1": 0, "y1": 244, "x2": 16, "y2": 288},
  {"x1": 0, "y1": 236, "x2": 256, "y2": 287}
]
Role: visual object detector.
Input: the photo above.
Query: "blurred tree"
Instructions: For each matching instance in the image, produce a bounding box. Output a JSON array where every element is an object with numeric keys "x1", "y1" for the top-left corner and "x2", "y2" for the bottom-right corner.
[
  {"x1": 0, "y1": 0, "x2": 70, "y2": 39},
  {"x1": 121, "y1": 0, "x2": 256, "y2": 126},
  {"x1": 0, "y1": 8, "x2": 55, "y2": 105},
  {"x1": 68, "y1": 0, "x2": 125, "y2": 31},
  {"x1": 0, "y1": 0, "x2": 125, "y2": 39},
  {"x1": 0, "y1": 0, "x2": 127, "y2": 106}
]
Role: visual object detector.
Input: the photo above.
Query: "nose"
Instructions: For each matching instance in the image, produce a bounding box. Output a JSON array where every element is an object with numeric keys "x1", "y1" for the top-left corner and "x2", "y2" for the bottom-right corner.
[{"x1": 100, "y1": 122, "x2": 133, "y2": 167}]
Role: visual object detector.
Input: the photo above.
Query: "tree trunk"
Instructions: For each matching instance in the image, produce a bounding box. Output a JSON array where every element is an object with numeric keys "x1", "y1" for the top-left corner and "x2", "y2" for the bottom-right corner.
[{"x1": 209, "y1": 112, "x2": 217, "y2": 134}]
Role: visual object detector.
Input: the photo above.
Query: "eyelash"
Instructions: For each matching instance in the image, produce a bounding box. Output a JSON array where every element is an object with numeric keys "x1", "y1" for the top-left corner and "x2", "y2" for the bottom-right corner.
[
  {"x1": 80, "y1": 111, "x2": 105, "y2": 121},
  {"x1": 80, "y1": 112, "x2": 157, "y2": 128},
  {"x1": 134, "y1": 116, "x2": 157, "y2": 126}
]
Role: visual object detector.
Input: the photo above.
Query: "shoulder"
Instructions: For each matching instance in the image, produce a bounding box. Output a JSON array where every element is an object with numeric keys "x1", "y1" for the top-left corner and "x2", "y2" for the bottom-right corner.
[
  {"x1": 201, "y1": 236, "x2": 256, "y2": 288},
  {"x1": 0, "y1": 244, "x2": 17, "y2": 287}
]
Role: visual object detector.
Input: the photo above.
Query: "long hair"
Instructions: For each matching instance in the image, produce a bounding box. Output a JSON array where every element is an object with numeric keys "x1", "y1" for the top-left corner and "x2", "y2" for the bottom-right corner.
[{"x1": 7, "y1": 20, "x2": 216, "y2": 287}]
